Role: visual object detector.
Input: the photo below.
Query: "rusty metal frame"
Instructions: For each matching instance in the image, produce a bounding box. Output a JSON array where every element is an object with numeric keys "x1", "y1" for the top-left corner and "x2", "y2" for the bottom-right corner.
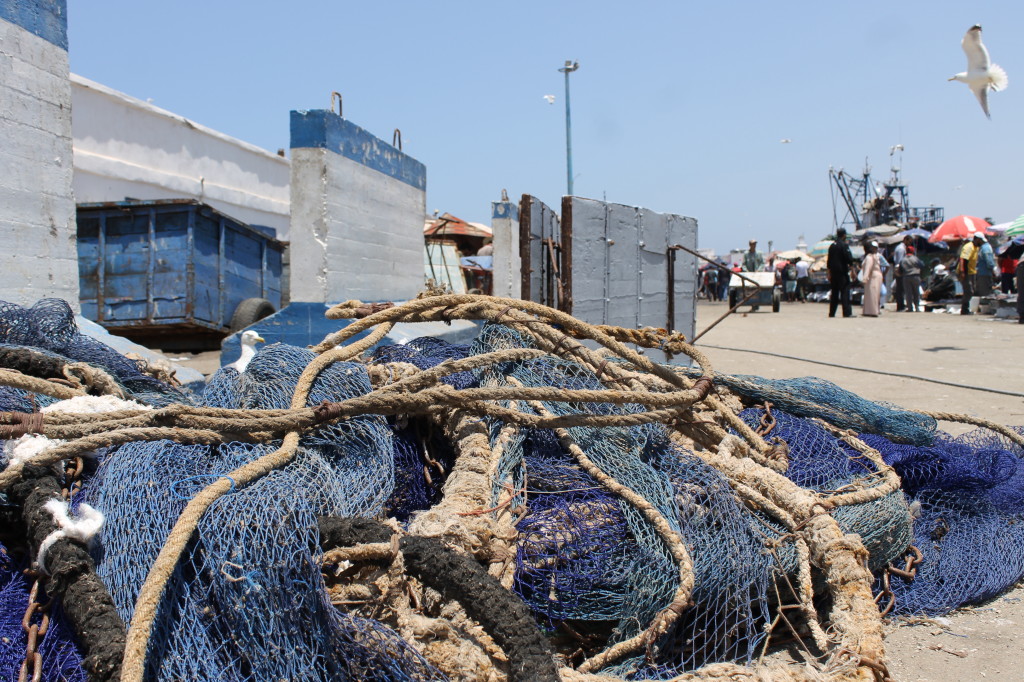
[
  {"x1": 518, "y1": 194, "x2": 532, "y2": 302},
  {"x1": 667, "y1": 243, "x2": 764, "y2": 343},
  {"x1": 560, "y1": 195, "x2": 573, "y2": 314}
]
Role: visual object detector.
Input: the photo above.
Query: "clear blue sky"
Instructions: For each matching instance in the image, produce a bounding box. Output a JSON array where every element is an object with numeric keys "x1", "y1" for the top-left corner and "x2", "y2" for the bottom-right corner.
[{"x1": 68, "y1": 1, "x2": 1023, "y2": 256}]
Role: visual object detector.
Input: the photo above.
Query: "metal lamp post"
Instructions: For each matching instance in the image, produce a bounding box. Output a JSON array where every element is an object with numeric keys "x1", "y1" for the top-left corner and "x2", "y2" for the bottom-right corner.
[{"x1": 558, "y1": 60, "x2": 579, "y2": 196}]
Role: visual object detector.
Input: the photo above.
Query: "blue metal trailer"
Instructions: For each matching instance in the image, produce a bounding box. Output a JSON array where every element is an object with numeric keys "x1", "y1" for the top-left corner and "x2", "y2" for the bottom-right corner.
[{"x1": 77, "y1": 199, "x2": 285, "y2": 348}]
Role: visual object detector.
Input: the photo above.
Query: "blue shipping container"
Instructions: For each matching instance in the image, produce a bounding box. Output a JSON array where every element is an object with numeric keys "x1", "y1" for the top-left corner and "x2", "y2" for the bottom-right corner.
[{"x1": 77, "y1": 200, "x2": 285, "y2": 341}]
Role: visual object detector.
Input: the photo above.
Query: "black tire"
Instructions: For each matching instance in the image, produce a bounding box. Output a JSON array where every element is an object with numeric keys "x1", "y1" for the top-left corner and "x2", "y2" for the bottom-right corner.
[
  {"x1": 728, "y1": 288, "x2": 739, "y2": 309},
  {"x1": 772, "y1": 290, "x2": 782, "y2": 313},
  {"x1": 229, "y1": 298, "x2": 275, "y2": 332},
  {"x1": 318, "y1": 517, "x2": 560, "y2": 682}
]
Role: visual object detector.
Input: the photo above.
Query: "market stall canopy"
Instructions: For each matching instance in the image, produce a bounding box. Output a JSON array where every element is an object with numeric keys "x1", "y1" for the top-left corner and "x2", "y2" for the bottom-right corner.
[
  {"x1": 853, "y1": 224, "x2": 902, "y2": 238},
  {"x1": 927, "y1": 215, "x2": 991, "y2": 243},
  {"x1": 1005, "y1": 214, "x2": 1024, "y2": 238},
  {"x1": 424, "y1": 213, "x2": 493, "y2": 239},
  {"x1": 997, "y1": 236, "x2": 1024, "y2": 260},
  {"x1": 775, "y1": 249, "x2": 812, "y2": 261},
  {"x1": 809, "y1": 240, "x2": 834, "y2": 257}
]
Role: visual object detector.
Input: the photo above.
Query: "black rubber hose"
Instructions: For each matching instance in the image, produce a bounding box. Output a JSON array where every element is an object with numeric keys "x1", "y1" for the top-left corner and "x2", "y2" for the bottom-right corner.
[
  {"x1": 9, "y1": 463, "x2": 125, "y2": 682},
  {"x1": 318, "y1": 517, "x2": 559, "y2": 682}
]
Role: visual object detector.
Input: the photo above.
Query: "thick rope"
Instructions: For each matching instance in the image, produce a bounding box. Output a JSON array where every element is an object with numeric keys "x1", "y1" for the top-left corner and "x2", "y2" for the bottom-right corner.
[{"x1": 921, "y1": 410, "x2": 1024, "y2": 449}]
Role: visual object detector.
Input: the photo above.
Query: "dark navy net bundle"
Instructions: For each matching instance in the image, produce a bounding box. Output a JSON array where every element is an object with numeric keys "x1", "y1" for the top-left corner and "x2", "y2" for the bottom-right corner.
[
  {"x1": 471, "y1": 323, "x2": 772, "y2": 677},
  {"x1": 82, "y1": 343, "x2": 442, "y2": 681},
  {"x1": 863, "y1": 427, "x2": 1024, "y2": 616},
  {"x1": 0, "y1": 299, "x2": 192, "y2": 407},
  {"x1": 369, "y1": 339, "x2": 475, "y2": 521}
]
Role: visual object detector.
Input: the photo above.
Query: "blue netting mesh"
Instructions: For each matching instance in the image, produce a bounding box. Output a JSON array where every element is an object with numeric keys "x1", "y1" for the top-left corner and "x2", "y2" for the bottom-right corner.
[
  {"x1": 736, "y1": 409, "x2": 913, "y2": 573},
  {"x1": 4, "y1": 304, "x2": 1024, "y2": 679},
  {"x1": 82, "y1": 343, "x2": 442, "y2": 681},
  {"x1": 472, "y1": 324, "x2": 772, "y2": 677},
  {"x1": 864, "y1": 428, "x2": 1024, "y2": 615},
  {"x1": 0, "y1": 542, "x2": 87, "y2": 682},
  {"x1": 0, "y1": 299, "x2": 193, "y2": 407},
  {"x1": 694, "y1": 372, "x2": 937, "y2": 446}
]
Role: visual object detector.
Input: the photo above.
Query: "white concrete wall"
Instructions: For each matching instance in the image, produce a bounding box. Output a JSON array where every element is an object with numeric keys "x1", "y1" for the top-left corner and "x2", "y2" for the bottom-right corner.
[
  {"x1": 70, "y1": 74, "x2": 290, "y2": 239},
  {"x1": 490, "y1": 198, "x2": 521, "y2": 299},
  {"x1": 0, "y1": 6, "x2": 78, "y2": 307},
  {"x1": 289, "y1": 110, "x2": 426, "y2": 303}
]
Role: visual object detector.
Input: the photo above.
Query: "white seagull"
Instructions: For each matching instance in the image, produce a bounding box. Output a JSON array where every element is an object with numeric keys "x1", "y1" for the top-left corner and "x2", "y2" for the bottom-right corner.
[
  {"x1": 949, "y1": 24, "x2": 1008, "y2": 119},
  {"x1": 227, "y1": 329, "x2": 265, "y2": 373}
]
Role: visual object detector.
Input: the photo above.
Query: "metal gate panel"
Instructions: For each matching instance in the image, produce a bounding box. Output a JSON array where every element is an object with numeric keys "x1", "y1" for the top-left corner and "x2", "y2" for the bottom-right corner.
[
  {"x1": 566, "y1": 197, "x2": 698, "y2": 345},
  {"x1": 519, "y1": 194, "x2": 562, "y2": 308}
]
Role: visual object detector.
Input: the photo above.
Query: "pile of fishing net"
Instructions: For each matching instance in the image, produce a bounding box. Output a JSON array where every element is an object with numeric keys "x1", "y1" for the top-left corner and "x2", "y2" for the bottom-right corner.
[{"x1": 1, "y1": 294, "x2": 1023, "y2": 682}]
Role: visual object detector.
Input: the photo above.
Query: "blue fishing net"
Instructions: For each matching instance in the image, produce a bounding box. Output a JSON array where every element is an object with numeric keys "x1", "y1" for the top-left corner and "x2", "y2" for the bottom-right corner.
[
  {"x1": 0, "y1": 299, "x2": 192, "y2": 407},
  {"x1": 863, "y1": 428, "x2": 1024, "y2": 615},
  {"x1": 0, "y1": 542, "x2": 87, "y2": 682},
  {"x1": 471, "y1": 324, "x2": 772, "y2": 677},
  {"x1": 692, "y1": 372, "x2": 937, "y2": 446},
  {"x1": 736, "y1": 408, "x2": 913, "y2": 573},
  {"x1": 369, "y1": 339, "x2": 474, "y2": 521},
  {"x1": 83, "y1": 343, "x2": 442, "y2": 681}
]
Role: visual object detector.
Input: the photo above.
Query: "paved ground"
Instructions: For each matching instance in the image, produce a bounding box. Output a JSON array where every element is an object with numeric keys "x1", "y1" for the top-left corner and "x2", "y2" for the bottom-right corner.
[
  {"x1": 171, "y1": 299, "x2": 1024, "y2": 680},
  {"x1": 693, "y1": 300, "x2": 1023, "y2": 436},
  {"x1": 695, "y1": 299, "x2": 1024, "y2": 681}
]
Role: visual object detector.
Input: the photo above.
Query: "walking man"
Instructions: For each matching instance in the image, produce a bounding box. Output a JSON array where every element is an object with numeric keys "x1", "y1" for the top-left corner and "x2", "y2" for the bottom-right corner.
[
  {"x1": 974, "y1": 233, "x2": 996, "y2": 297},
  {"x1": 899, "y1": 245, "x2": 923, "y2": 312},
  {"x1": 827, "y1": 228, "x2": 855, "y2": 318},
  {"x1": 959, "y1": 233, "x2": 981, "y2": 315},
  {"x1": 743, "y1": 240, "x2": 764, "y2": 272},
  {"x1": 892, "y1": 235, "x2": 910, "y2": 311},
  {"x1": 795, "y1": 257, "x2": 810, "y2": 301}
]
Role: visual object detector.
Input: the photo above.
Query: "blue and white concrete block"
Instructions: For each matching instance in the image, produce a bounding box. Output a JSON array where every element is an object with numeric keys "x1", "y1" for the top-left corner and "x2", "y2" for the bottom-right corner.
[{"x1": 0, "y1": 0, "x2": 78, "y2": 308}]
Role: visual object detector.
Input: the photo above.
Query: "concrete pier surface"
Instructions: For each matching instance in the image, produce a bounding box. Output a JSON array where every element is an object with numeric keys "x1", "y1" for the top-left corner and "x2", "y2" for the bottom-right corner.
[{"x1": 693, "y1": 300, "x2": 1023, "y2": 436}]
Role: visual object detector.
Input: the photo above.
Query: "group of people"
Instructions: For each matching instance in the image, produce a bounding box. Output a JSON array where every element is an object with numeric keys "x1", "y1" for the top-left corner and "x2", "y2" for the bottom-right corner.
[{"x1": 826, "y1": 228, "x2": 1023, "y2": 322}]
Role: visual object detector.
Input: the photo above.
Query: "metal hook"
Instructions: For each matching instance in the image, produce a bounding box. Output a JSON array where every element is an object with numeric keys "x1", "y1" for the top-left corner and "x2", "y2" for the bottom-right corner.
[
  {"x1": 330, "y1": 91, "x2": 343, "y2": 117},
  {"x1": 392, "y1": 128, "x2": 402, "y2": 150}
]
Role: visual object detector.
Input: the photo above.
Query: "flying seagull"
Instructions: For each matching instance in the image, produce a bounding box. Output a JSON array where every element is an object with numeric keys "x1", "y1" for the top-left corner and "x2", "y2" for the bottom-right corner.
[
  {"x1": 543, "y1": 94, "x2": 556, "y2": 104},
  {"x1": 780, "y1": 138, "x2": 792, "y2": 144},
  {"x1": 949, "y1": 24, "x2": 1008, "y2": 118}
]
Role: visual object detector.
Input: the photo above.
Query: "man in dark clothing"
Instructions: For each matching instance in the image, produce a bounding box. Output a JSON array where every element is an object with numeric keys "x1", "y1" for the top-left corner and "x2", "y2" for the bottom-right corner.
[
  {"x1": 827, "y1": 228, "x2": 855, "y2": 317},
  {"x1": 922, "y1": 264, "x2": 956, "y2": 302}
]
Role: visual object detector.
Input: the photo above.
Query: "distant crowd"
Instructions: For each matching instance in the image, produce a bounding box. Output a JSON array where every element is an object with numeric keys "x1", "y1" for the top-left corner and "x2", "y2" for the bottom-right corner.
[
  {"x1": 822, "y1": 228, "x2": 1021, "y2": 322},
  {"x1": 701, "y1": 232, "x2": 1023, "y2": 323}
]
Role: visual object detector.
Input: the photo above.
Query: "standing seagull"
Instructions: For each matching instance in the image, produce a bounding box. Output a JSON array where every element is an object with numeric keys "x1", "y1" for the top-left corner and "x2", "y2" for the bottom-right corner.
[{"x1": 949, "y1": 25, "x2": 1008, "y2": 118}]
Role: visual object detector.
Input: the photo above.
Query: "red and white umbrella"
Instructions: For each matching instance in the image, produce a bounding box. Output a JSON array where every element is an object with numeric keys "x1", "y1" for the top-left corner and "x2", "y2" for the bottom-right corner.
[{"x1": 927, "y1": 215, "x2": 992, "y2": 243}]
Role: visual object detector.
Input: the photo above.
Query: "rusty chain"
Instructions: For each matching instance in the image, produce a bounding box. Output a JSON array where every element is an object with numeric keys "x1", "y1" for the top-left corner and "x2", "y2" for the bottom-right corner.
[
  {"x1": 755, "y1": 401, "x2": 776, "y2": 436},
  {"x1": 887, "y1": 544, "x2": 923, "y2": 581},
  {"x1": 19, "y1": 574, "x2": 50, "y2": 682}
]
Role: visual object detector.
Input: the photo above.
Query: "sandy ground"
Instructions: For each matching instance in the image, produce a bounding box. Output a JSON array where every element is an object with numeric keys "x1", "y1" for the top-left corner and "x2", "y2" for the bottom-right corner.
[
  {"x1": 694, "y1": 299, "x2": 1024, "y2": 681},
  {"x1": 172, "y1": 299, "x2": 1024, "y2": 680}
]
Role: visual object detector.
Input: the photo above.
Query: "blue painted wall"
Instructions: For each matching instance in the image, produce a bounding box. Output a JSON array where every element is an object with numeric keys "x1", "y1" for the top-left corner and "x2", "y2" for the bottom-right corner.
[
  {"x1": 0, "y1": 0, "x2": 67, "y2": 50},
  {"x1": 290, "y1": 110, "x2": 426, "y2": 190}
]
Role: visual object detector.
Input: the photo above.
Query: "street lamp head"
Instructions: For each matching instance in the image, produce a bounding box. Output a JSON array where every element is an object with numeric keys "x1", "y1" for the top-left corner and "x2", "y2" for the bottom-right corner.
[{"x1": 559, "y1": 60, "x2": 580, "y2": 73}]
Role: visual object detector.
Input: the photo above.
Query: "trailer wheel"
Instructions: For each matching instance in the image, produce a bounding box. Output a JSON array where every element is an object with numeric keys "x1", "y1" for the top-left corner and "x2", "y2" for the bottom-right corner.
[
  {"x1": 230, "y1": 298, "x2": 275, "y2": 332},
  {"x1": 728, "y1": 288, "x2": 739, "y2": 309},
  {"x1": 772, "y1": 290, "x2": 782, "y2": 313}
]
